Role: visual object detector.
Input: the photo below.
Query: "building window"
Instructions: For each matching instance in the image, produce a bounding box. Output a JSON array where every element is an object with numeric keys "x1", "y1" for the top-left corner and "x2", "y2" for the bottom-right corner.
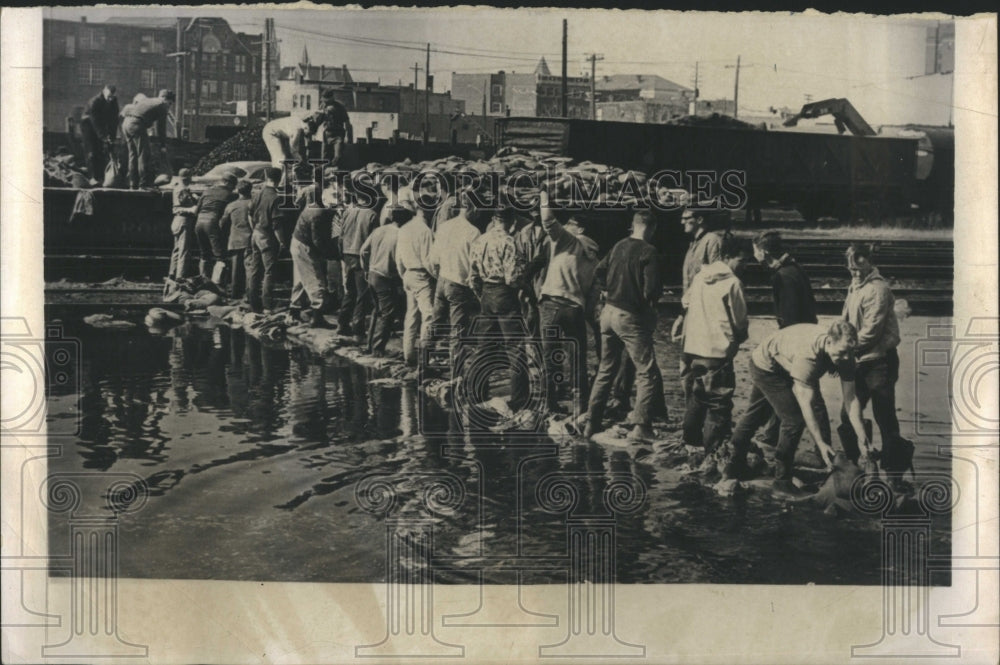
[
  {"x1": 65, "y1": 34, "x2": 75, "y2": 58},
  {"x1": 490, "y1": 101, "x2": 501, "y2": 113},
  {"x1": 233, "y1": 83, "x2": 247, "y2": 100},
  {"x1": 78, "y1": 27, "x2": 105, "y2": 51},
  {"x1": 140, "y1": 69, "x2": 156, "y2": 89},
  {"x1": 305, "y1": 95, "x2": 311, "y2": 110},
  {"x1": 140, "y1": 34, "x2": 163, "y2": 54},
  {"x1": 202, "y1": 79, "x2": 219, "y2": 98},
  {"x1": 491, "y1": 84, "x2": 502, "y2": 97},
  {"x1": 235, "y1": 55, "x2": 246, "y2": 73},
  {"x1": 189, "y1": 78, "x2": 196, "y2": 94},
  {"x1": 78, "y1": 63, "x2": 107, "y2": 86}
]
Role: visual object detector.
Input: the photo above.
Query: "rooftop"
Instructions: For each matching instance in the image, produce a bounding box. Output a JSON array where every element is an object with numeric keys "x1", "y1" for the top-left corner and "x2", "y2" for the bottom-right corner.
[{"x1": 595, "y1": 73, "x2": 691, "y2": 93}]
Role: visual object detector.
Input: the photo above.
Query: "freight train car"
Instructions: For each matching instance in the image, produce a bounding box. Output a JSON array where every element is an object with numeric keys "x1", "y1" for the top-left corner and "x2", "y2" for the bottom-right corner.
[{"x1": 495, "y1": 116, "x2": 939, "y2": 223}]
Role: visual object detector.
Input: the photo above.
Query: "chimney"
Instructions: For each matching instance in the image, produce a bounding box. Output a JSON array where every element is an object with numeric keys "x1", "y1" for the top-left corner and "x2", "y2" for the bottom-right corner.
[
  {"x1": 320, "y1": 65, "x2": 325, "y2": 80},
  {"x1": 81, "y1": 16, "x2": 87, "y2": 22}
]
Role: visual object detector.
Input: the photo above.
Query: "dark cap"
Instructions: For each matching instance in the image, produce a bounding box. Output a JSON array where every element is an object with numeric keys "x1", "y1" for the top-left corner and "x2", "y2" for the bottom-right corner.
[
  {"x1": 264, "y1": 167, "x2": 283, "y2": 183},
  {"x1": 221, "y1": 173, "x2": 238, "y2": 188},
  {"x1": 389, "y1": 205, "x2": 416, "y2": 225}
]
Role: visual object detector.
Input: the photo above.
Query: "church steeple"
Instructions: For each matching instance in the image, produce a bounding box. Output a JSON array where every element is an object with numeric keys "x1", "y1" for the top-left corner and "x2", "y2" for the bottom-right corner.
[
  {"x1": 300, "y1": 43, "x2": 310, "y2": 67},
  {"x1": 535, "y1": 56, "x2": 552, "y2": 76}
]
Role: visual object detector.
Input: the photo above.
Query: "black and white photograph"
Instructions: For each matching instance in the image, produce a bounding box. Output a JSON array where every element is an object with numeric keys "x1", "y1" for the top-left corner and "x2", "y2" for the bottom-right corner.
[{"x1": 1, "y1": 5, "x2": 997, "y2": 664}]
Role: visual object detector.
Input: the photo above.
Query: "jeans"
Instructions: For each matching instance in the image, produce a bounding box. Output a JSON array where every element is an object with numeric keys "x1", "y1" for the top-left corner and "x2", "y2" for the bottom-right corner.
[
  {"x1": 121, "y1": 117, "x2": 150, "y2": 189},
  {"x1": 681, "y1": 355, "x2": 735, "y2": 452},
  {"x1": 229, "y1": 248, "x2": 247, "y2": 300},
  {"x1": 168, "y1": 215, "x2": 196, "y2": 280},
  {"x1": 479, "y1": 283, "x2": 530, "y2": 411},
  {"x1": 402, "y1": 269, "x2": 435, "y2": 365},
  {"x1": 245, "y1": 237, "x2": 279, "y2": 313},
  {"x1": 326, "y1": 135, "x2": 344, "y2": 169},
  {"x1": 290, "y1": 237, "x2": 328, "y2": 313},
  {"x1": 367, "y1": 272, "x2": 400, "y2": 353},
  {"x1": 338, "y1": 254, "x2": 371, "y2": 333},
  {"x1": 730, "y1": 361, "x2": 826, "y2": 479},
  {"x1": 539, "y1": 297, "x2": 589, "y2": 413},
  {"x1": 839, "y1": 348, "x2": 901, "y2": 463},
  {"x1": 587, "y1": 304, "x2": 663, "y2": 428},
  {"x1": 195, "y1": 212, "x2": 227, "y2": 281},
  {"x1": 432, "y1": 278, "x2": 480, "y2": 374}
]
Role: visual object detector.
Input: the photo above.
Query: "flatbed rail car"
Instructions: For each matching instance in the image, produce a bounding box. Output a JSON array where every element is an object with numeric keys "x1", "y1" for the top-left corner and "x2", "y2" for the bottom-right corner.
[{"x1": 495, "y1": 116, "x2": 921, "y2": 223}]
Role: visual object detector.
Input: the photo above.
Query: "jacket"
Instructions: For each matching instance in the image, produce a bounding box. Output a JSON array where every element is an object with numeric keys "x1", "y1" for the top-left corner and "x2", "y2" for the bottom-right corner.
[
  {"x1": 360, "y1": 223, "x2": 399, "y2": 280},
  {"x1": 294, "y1": 205, "x2": 339, "y2": 259},
  {"x1": 842, "y1": 267, "x2": 900, "y2": 363},
  {"x1": 539, "y1": 216, "x2": 599, "y2": 309},
  {"x1": 682, "y1": 229, "x2": 723, "y2": 294},
  {"x1": 221, "y1": 198, "x2": 252, "y2": 251},
  {"x1": 339, "y1": 204, "x2": 379, "y2": 256},
  {"x1": 429, "y1": 213, "x2": 480, "y2": 285},
  {"x1": 469, "y1": 221, "x2": 526, "y2": 291},
  {"x1": 83, "y1": 93, "x2": 119, "y2": 140},
  {"x1": 771, "y1": 255, "x2": 818, "y2": 328},
  {"x1": 682, "y1": 261, "x2": 749, "y2": 359},
  {"x1": 248, "y1": 185, "x2": 289, "y2": 250}
]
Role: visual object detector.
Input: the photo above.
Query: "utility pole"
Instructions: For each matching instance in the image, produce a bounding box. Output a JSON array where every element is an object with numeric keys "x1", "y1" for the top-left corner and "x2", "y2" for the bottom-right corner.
[
  {"x1": 424, "y1": 43, "x2": 430, "y2": 144},
  {"x1": 561, "y1": 19, "x2": 568, "y2": 117},
  {"x1": 733, "y1": 54, "x2": 741, "y2": 118},
  {"x1": 410, "y1": 61, "x2": 423, "y2": 119},
  {"x1": 170, "y1": 19, "x2": 186, "y2": 138},
  {"x1": 586, "y1": 53, "x2": 603, "y2": 120},
  {"x1": 692, "y1": 61, "x2": 699, "y2": 116},
  {"x1": 264, "y1": 18, "x2": 273, "y2": 121}
]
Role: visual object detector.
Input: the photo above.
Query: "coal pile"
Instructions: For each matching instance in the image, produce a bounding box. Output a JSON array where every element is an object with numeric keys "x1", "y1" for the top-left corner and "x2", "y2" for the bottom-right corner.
[
  {"x1": 667, "y1": 113, "x2": 761, "y2": 130},
  {"x1": 192, "y1": 125, "x2": 269, "y2": 175}
]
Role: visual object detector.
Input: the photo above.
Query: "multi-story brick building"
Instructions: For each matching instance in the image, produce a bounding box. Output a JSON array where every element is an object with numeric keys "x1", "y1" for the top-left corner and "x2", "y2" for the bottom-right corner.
[
  {"x1": 43, "y1": 16, "x2": 262, "y2": 140},
  {"x1": 451, "y1": 58, "x2": 590, "y2": 119}
]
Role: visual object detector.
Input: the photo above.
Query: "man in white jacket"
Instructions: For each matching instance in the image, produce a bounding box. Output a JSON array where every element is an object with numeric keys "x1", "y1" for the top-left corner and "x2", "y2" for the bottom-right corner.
[{"x1": 680, "y1": 234, "x2": 750, "y2": 453}]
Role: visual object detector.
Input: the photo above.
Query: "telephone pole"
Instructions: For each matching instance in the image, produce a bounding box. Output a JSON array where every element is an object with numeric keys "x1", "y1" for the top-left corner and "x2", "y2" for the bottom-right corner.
[
  {"x1": 733, "y1": 54, "x2": 741, "y2": 118},
  {"x1": 411, "y1": 61, "x2": 423, "y2": 122},
  {"x1": 560, "y1": 19, "x2": 568, "y2": 117},
  {"x1": 263, "y1": 18, "x2": 275, "y2": 121},
  {"x1": 424, "y1": 43, "x2": 430, "y2": 144},
  {"x1": 586, "y1": 53, "x2": 604, "y2": 120}
]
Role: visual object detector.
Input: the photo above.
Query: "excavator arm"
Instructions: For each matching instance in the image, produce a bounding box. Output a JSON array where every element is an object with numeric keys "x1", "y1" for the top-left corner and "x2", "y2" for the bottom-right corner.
[{"x1": 782, "y1": 98, "x2": 876, "y2": 136}]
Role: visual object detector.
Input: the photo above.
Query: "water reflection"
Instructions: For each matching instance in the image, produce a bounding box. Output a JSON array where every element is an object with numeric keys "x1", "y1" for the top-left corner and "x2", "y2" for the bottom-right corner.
[{"x1": 48, "y1": 317, "x2": 951, "y2": 585}]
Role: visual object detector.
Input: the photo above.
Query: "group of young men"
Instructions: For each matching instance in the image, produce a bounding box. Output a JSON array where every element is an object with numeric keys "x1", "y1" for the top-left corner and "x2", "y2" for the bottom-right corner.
[
  {"x1": 167, "y1": 155, "x2": 909, "y2": 492},
  {"x1": 78, "y1": 85, "x2": 176, "y2": 189}
]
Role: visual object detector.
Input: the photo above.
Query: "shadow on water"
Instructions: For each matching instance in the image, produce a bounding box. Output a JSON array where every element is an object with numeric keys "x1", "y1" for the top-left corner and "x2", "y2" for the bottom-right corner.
[{"x1": 46, "y1": 315, "x2": 950, "y2": 585}]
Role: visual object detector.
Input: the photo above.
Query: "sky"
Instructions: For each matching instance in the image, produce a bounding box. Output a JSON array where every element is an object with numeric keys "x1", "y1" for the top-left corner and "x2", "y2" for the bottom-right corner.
[{"x1": 47, "y1": 6, "x2": 956, "y2": 126}]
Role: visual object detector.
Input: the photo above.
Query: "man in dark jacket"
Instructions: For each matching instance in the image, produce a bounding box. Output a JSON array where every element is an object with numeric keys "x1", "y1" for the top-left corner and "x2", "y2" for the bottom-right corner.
[
  {"x1": 337, "y1": 176, "x2": 381, "y2": 337},
  {"x1": 80, "y1": 85, "x2": 118, "y2": 185},
  {"x1": 752, "y1": 231, "x2": 823, "y2": 448},
  {"x1": 220, "y1": 179, "x2": 254, "y2": 300},
  {"x1": 246, "y1": 167, "x2": 290, "y2": 314},
  {"x1": 194, "y1": 173, "x2": 238, "y2": 284},
  {"x1": 586, "y1": 209, "x2": 665, "y2": 442},
  {"x1": 290, "y1": 197, "x2": 340, "y2": 328},
  {"x1": 320, "y1": 91, "x2": 352, "y2": 169},
  {"x1": 753, "y1": 231, "x2": 818, "y2": 328}
]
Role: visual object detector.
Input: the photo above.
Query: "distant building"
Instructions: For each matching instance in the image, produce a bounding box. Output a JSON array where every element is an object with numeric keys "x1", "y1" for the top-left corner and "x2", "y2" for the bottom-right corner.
[
  {"x1": 693, "y1": 98, "x2": 736, "y2": 117},
  {"x1": 596, "y1": 100, "x2": 688, "y2": 123},
  {"x1": 275, "y1": 46, "x2": 464, "y2": 142},
  {"x1": 452, "y1": 58, "x2": 590, "y2": 119},
  {"x1": 594, "y1": 73, "x2": 692, "y2": 104},
  {"x1": 43, "y1": 16, "x2": 262, "y2": 140}
]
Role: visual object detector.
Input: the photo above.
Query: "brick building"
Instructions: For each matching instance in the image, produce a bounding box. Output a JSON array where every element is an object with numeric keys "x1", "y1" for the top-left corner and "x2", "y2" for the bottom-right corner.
[
  {"x1": 451, "y1": 58, "x2": 590, "y2": 119},
  {"x1": 43, "y1": 16, "x2": 262, "y2": 140}
]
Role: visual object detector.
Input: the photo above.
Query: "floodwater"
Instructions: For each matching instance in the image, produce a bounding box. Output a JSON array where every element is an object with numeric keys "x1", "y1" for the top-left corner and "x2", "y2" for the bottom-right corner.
[{"x1": 45, "y1": 312, "x2": 952, "y2": 585}]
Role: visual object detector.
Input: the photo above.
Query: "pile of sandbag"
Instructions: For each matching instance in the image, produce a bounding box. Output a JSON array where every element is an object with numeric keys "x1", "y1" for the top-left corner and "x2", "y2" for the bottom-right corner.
[
  {"x1": 192, "y1": 125, "x2": 269, "y2": 175},
  {"x1": 357, "y1": 148, "x2": 687, "y2": 209},
  {"x1": 44, "y1": 152, "x2": 90, "y2": 188}
]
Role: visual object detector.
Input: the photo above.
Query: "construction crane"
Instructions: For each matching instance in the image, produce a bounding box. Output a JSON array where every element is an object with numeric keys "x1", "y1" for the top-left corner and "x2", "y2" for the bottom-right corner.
[{"x1": 782, "y1": 97, "x2": 876, "y2": 136}]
